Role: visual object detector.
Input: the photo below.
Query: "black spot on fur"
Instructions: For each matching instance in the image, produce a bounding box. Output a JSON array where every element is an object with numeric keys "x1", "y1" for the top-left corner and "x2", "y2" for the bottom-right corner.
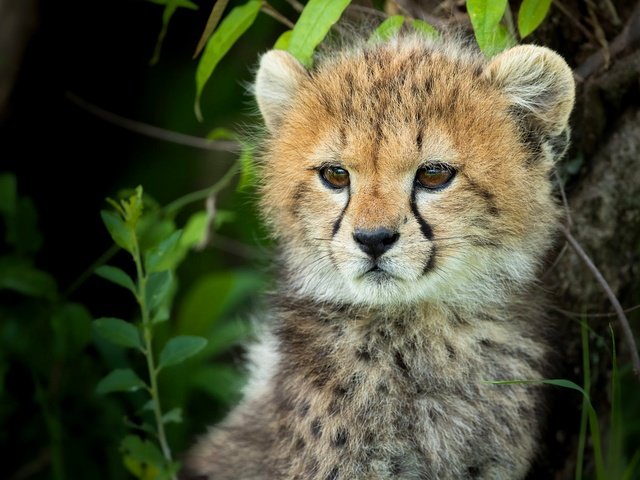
[
  {"x1": 395, "y1": 351, "x2": 410, "y2": 375},
  {"x1": 445, "y1": 342, "x2": 456, "y2": 359},
  {"x1": 311, "y1": 418, "x2": 323, "y2": 438},
  {"x1": 466, "y1": 177, "x2": 500, "y2": 217},
  {"x1": 295, "y1": 437, "x2": 306, "y2": 451},
  {"x1": 325, "y1": 467, "x2": 339, "y2": 480},
  {"x1": 356, "y1": 345, "x2": 371, "y2": 361},
  {"x1": 468, "y1": 466, "x2": 481, "y2": 478},
  {"x1": 332, "y1": 429, "x2": 348, "y2": 448}
]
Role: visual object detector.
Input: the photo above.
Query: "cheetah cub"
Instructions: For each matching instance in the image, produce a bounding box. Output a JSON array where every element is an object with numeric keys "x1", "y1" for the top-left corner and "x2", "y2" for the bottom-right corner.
[{"x1": 183, "y1": 36, "x2": 575, "y2": 480}]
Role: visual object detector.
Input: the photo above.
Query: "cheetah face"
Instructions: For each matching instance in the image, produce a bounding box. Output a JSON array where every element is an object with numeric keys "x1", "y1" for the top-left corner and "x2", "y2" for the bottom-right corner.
[{"x1": 255, "y1": 38, "x2": 574, "y2": 307}]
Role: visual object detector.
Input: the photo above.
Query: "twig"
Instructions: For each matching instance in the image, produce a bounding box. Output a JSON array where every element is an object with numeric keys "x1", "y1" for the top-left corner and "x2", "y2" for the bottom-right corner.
[
  {"x1": 195, "y1": 194, "x2": 217, "y2": 251},
  {"x1": 551, "y1": 304, "x2": 640, "y2": 319},
  {"x1": 284, "y1": 0, "x2": 303, "y2": 13},
  {"x1": 574, "y1": 0, "x2": 640, "y2": 81},
  {"x1": 65, "y1": 92, "x2": 241, "y2": 153},
  {"x1": 503, "y1": 3, "x2": 517, "y2": 42},
  {"x1": 552, "y1": 1, "x2": 599, "y2": 44},
  {"x1": 262, "y1": 3, "x2": 295, "y2": 29},
  {"x1": 560, "y1": 224, "x2": 640, "y2": 380}
]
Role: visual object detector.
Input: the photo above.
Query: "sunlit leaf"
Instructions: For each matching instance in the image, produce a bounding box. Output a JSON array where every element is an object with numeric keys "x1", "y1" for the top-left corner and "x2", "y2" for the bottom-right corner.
[
  {"x1": 145, "y1": 230, "x2": 183, "y2": 273},
  {"x1": 101, "y1": 210, "x2": 134, "y2": 253},
  {"x1": 96, "y1": 369, "x2": 146, "y2": 394},
  {"x1": 518, "y1": 0, "x2": 552, "y2": 38},
  {"x1": 412, "y1": 19, "x2": 438, "y2": 39},
  {"x1": 94, "y1": 317, "x2": 142, "y2": 350},
  {"x1": 195, "y1": 0, "x2": 262, "y2": 120},
  {"x1": 158, "y1": 335, "x2": 208, "y2": 369},
  {"x1": 466, "y1": 0, "x2": 508, "y2": 55},
  {"x1": 95, "y1": 265, "x2": 137, "y2": 295},
  {"x1": 369, "y1": 15, "x2": 404, "y2": 43},
  {"x1": 237, "y1": 143, "x2": 256, "y2": 191},
  {"x1": 288, "y1": 0, "x2": 351, "y2": 67},
  {"x1": 274, "y1": 30, "x2": 292, "y2": 50},
  {"x1": 194, "y1": 0, "x2": 230, "y2": 58},
  {"x1": 207, "y1": 127, "x2": 237, "y2": 140},
  {"x1": 180, "y1": 211, "x2": 208, "y2": 250}
]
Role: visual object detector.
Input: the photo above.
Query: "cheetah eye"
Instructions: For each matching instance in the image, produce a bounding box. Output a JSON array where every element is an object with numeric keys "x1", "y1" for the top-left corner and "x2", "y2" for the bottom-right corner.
[
  {"x1": 320, "y1": 166, "x2": 350, "y2": 189},
  {"x1": 415, "y1": 164, "x2": 456, "y2": 190}
]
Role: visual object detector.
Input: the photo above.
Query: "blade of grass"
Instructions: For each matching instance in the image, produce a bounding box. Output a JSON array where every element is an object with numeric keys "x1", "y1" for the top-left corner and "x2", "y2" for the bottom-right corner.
[{"x1": 193, "y1": 0, "x2": 230, "y2": 58}]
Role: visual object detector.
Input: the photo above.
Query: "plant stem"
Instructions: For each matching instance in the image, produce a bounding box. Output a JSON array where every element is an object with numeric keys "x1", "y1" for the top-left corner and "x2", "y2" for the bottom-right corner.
[
  {"x1": 164, "y1": 160, "x2": 240, "y2": 216},
  {"x1": 132, "y1": 236, "x2": 174, "y2": 472}
]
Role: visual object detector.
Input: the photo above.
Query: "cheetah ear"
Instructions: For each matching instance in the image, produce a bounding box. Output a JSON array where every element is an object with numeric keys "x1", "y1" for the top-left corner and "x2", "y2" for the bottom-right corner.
[
  {"x1": 255, "y1": 50, "x2": 308, "y2": 132},
  {"x1": 484, "y1": 45, "x2": 575, "y2": 136}
]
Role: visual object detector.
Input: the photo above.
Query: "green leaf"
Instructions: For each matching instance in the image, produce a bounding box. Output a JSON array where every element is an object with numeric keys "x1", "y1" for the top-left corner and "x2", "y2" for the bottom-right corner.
[
  {"x1": 96, "y1": 368, "x2": 146, "y2": 394},
  {"x1": 146, "y1": 270, "x2": 174, "y2": 312},
  {"x1": 95, "y1": 265, "x2": 137, "y2": 294},
  {"x1": 150, "y1": 0, "x2": 200, "y2": 65},
  {"x1": 195, "y1": 0, "x2": 262, "y2": 120},
  {"x1": 176, "y1": 270, "x2": 263, "y2": 336},
  {"x1": 0, "y1": 173, "x2": 17, "y2": 217},
  {"x1": 101, "y1": 210, "x2": 134, "y2": 253},
  {"x1": 207, "y1": 127, "x2": 237, "y2": 140},
  {"x1": 288, "y1": 0, "x2": 351, "y2": 67},
  {"x1": 206, "y1": 319, "x2": 252, "y2": 356},
  {"x1": 137, "y1": 215, "x2": 176, "y2": 253},
  {"x1": 145, "y1": 230, "x2": 183, "y2": 273},
  {"x1": 158, "y1": 335, "x2": 208, "y2": 369},
  {"x1": 0, "y1": 256, "x2": 57, "y2": 299},
  {"x1": 121, "y1": 435, "x2": 165, "y2": 469},
  {"x1": 518, "y1": 0, "x2": 552, "y2": 38},
  {"x1": 6, "y1": 197, "x2": 42, "y2": 254},
  {"x1": 194, "y1": 0, "x2": 230, "y2": 58},
  {"x1": 237, "y1": 143, "x2": 256, "y2": 191},
  {"x1": 94, "y1": 318, "x2": 142, "y2": 350},
  {"x1": 148, "y1": 0, "x2": 198, "y2": 7},
  {"x1": 191, "y1": 364, "x2": 245, "y2": 404},
  {"x1": 369, "y1": 15, "x2": 404, "y2": 43},
  {"x1": 161, "y1": 407, "x2": 183, "y2": 424},
  {"x1": 490, "y1": 24, "x2": 516, "y2": 56},
  {"x1": 486, "y1": 378, "x2": 591, "y2": 404},
  {"x1": 412, "y1": 19, "x2": 439, "y2": 39},
  {"x1": 274, "y1": 30, "x2": 292, "y2": 50},
  {"x1": 51, "y1": 303, "x2": 93, "y2": 357},
  {"x1": 180, "y1": 211, "x2": 208, "y2": 250},
  {"x1": 466, "y1": 0, "x2": 508, "y2": 55}
]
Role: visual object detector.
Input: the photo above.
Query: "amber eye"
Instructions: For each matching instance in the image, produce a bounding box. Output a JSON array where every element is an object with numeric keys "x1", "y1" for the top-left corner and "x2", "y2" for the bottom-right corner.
[
  {"x1": 320, "y1": 166, "x2": 350, "y2": 189},
  {"x1": 415, "y1": 164, "x2": 455, "y2": 190}
]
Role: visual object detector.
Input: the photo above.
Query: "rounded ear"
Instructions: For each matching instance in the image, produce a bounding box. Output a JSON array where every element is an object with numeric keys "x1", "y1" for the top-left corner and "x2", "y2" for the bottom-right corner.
[
  {"x1": 484, "y1": 45, "x2": 575, "y2": 137},
  {"x1": 255, "y1": 50, "x2": 308, "y2": 132}
]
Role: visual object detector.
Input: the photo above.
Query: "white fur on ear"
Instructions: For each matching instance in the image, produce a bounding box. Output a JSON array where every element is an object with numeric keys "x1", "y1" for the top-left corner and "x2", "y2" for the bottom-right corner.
[
  {"x1": 484, "y1": 45, "x2": 575, "y2": 135},
  {"x1": 255, "y1": 50, "x2": 308, "y2": 132}
]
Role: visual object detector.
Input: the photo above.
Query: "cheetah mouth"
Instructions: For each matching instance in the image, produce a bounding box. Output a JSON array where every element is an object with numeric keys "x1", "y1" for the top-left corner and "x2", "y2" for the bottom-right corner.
[{"x1": 360, "y1": 264, "x2": 399, "y2": 281}]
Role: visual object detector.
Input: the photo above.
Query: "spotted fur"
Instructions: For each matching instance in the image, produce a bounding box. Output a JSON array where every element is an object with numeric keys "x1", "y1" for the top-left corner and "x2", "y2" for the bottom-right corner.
[{"x1": 182, "y1": 35, "x2": 575, "y2": 480}]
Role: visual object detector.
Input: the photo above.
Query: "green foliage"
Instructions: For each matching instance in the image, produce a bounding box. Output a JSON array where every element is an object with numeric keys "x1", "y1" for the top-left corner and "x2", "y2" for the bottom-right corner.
[
  {"x1": 194, "y1": 0, "x2": 231, "y2": 58},
  {"x1": 518, "y1": 0, "x2": 553, "y2": 38},
  {"x1": 287, "y1": 0, "x2": 351, "y2": 67},
  {"x1": 369, "y1": 15, "x2": 405, "y2": 43},
  {"x1": 466, "y1": 0, "x2": 513, "y2": 56},
  {"x1": 149, "y1": 0, "x2": 199, "y2": 65},
  {"x1": 411, "y1": 19, "x2": 439, "y2": 39},
  {"x1": 195, "y1": 0, "x2": 262, "y2": 120}
]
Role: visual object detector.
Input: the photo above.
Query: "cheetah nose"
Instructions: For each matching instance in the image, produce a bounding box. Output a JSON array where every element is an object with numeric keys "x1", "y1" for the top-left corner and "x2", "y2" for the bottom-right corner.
[{"x1": 353, "y1": 228, "x2": 400, "y2": 258}]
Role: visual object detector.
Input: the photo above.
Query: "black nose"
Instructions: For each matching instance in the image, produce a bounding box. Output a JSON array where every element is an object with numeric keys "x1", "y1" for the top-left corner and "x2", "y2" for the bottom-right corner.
[{"x1": 353, "y1": 228, "x2": 400, "y2": 258}]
